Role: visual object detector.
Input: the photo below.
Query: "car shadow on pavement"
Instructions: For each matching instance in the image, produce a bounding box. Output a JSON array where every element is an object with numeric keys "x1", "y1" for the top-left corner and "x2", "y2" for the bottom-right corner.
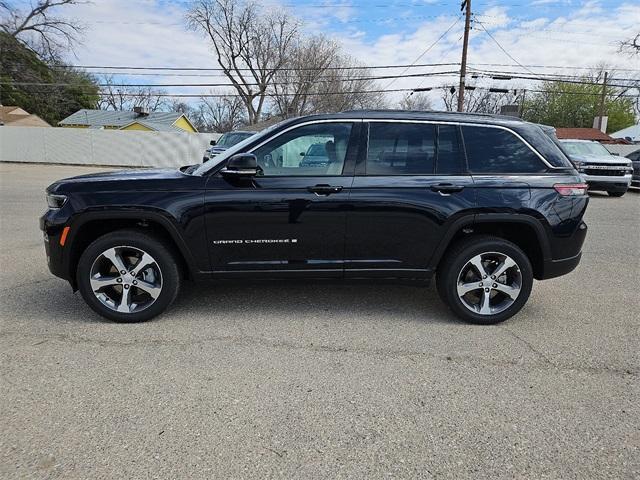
[
  {"x1": 171, "y1": 280, "x2": 457, "y2": 326},
  {"x1": 2, "y1": 277, "x2": 457, "y2": 326}
]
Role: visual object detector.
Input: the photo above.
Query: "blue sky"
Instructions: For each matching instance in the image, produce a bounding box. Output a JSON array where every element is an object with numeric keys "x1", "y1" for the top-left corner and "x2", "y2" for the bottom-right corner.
[{"x1": 20, "y1": 0, "x2": 640, "y2": 108}]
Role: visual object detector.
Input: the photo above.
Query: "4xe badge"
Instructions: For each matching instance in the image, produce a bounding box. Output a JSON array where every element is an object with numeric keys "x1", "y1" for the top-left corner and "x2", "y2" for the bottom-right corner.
[{"x1": 212, "y1": 238, "x2": 298, "y2": 245}]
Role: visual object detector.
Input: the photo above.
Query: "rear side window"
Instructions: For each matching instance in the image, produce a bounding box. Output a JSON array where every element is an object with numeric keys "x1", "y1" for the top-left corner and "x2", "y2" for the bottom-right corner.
[
  {"x1": 367, "y1": 123, "x2": 436, "y2": 175},
  {"x1": 462, "y1": 126, "x2": 546, "y2": 173}
]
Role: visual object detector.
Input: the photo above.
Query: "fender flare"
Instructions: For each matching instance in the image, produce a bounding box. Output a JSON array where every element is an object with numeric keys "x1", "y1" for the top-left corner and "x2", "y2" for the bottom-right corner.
[
  {"x1": 64, "y1": 209, "x2": 200, "y2": 280},
  {"x1": 427, "y1": 213, "x2": 552, "y2": 271}
]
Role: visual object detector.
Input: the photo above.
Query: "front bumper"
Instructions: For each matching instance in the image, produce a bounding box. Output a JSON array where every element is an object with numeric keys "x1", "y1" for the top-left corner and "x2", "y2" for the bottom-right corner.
[
  {"x1": 582, "y1": 173, "x2": 632, "y2": 192},
  {"x1": 40, "y1": 210, "x2": 70, "y2": 281}
]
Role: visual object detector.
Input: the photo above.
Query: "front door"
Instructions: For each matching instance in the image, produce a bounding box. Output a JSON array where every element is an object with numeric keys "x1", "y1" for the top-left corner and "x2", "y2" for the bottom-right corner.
[
  {"x1": 345, "y1": 122, "x2": 476, "y2": 279},
  {"x1": 204, "y1": 121, "x2": 359, "y2": 278}
]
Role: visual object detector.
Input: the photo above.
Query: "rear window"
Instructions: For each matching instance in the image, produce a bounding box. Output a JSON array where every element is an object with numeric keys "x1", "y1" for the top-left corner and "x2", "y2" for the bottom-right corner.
[{"x1": 462, "y1": 126, "x2": 546, "y2": 174}]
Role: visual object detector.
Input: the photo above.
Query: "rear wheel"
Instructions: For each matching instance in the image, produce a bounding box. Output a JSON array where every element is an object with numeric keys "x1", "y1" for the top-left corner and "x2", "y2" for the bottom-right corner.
[
  {"x1": 77, "y1": 230, "x2": 181, "y2": 322},
  {"x1": 437, "y1": 236, "x2": 533, "y2": 325},
  {"x1": 607, "y1": 190, "x2": 626, "y2": 197}
]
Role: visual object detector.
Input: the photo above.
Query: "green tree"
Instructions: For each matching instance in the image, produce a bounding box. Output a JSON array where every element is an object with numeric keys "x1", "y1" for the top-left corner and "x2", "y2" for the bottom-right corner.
[
  {"x1": 0, "y1": 32, "x2": 99, "y2": 125},
  {"x1": 522, "y1": 78, "x2": 635, "y2": 134}
]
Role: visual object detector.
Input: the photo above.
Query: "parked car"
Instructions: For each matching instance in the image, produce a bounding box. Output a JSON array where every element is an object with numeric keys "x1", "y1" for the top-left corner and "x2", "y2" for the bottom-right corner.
[
  {"x1": 559, "y1": 139, "x2": 633, "y2": 197},
  {"x1": 203, "y1": 131, "x2": 255, "y2": 162},
  {"x1": 299, "y1": 143, "x2": 330, "y2": 167},
  {"x1": 41, "y1": 110, "x2": 589, "y2": 325},
  {"x1": 626, "y1": 149, "x2": 640, "y2": 188}
]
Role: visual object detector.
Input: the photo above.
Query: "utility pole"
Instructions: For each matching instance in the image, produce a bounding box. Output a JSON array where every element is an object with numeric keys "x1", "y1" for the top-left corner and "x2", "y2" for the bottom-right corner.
[
  {"x1": 597, "y1": 71, "x2": 608, "y2": 132},
  {"x1": 457, "y1": 0, "x2": 472, "y2": 112}
]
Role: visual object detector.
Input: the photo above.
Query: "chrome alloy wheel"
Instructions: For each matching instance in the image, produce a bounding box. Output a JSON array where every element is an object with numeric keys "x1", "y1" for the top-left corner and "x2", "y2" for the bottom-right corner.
[
  {"x1": 456, "y1": 251, "x2": 522, "y2": 316},
  {"x1": 89, "y1": 246, "x2": 163, "y2": 314}
]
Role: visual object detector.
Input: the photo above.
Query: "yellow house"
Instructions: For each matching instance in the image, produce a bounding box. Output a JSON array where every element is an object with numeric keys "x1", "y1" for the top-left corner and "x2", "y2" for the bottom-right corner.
[{"x1": 58, "y1": 108, "x2": 197, "y2": 133}]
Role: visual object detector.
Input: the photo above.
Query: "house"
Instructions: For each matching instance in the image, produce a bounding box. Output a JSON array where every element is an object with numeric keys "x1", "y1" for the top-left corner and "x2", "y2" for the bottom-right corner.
[
  {"x1": 554, "y1": 127, "x2": 630, "y2": 145},
  {"x1": 0, "y1": 106, "x2": 51, "y2": 127},
  {"x1": 610, "y1": 124, "x2": 640, "y2": 144},
  {"x1": 58, "y1": 107, "x2": 198, "y2": 133}
]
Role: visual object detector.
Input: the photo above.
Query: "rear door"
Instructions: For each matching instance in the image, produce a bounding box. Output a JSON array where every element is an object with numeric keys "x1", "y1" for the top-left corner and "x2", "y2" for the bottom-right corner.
[
  {"x1": 204, "y1": 121, "x2": 359, "y2": 277},
  {"x1": 344, "y1": 121, "x2": 476, "y2": 279}
]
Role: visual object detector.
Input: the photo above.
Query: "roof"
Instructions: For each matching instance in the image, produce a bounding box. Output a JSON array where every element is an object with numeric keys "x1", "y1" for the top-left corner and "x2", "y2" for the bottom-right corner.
[
  {"x1": 554, "y1": 127, "x2": 624, "y2": 144},
  {"x1": 0, "y1": 106, "x2": 51, "y2": 127},
  {"x1": 610, "y1": 123, "x2": 640, "y2": 142},
  {"x1": 58, "y1": 109, "x2": 187, "y2": 130}
]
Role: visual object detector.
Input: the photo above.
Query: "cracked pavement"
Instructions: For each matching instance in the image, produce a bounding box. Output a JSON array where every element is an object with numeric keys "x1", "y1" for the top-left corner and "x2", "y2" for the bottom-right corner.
[{"x1": 1, "y1": 163, "x2": 638, "y2": 479}]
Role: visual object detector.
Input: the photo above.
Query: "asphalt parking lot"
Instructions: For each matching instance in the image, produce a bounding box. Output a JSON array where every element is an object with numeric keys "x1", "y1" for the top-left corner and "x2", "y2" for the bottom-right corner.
[{"x1": 1, "y1": 162, "x2": 638, "y2": 479}]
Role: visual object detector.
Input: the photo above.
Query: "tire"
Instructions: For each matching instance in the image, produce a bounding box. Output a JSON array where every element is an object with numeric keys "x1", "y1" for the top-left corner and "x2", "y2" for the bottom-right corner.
[
  {"x1": 77, "y1": 229, "x2": 181, "y2": 322},
  {"x1": 436, "y1": 235, "x2": 533, "y2": 325},
  {"x1": 607, "y1": 190, "x2": 626, "y2": 197}
]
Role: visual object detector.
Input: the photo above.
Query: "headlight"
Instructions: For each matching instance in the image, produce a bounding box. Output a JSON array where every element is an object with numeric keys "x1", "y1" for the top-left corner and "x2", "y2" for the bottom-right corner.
[
  {"x1": 571, "y1": 160, "x2": 585, "y2": 172},
  {"x1": 46, "y1": 193, "x2": 67, "y2": 209}
]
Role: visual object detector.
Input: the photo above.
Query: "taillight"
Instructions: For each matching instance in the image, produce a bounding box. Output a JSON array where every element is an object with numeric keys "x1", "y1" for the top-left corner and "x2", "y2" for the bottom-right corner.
[{"x1": 554, "y1": 183, "x2": 588, "y2": 196}]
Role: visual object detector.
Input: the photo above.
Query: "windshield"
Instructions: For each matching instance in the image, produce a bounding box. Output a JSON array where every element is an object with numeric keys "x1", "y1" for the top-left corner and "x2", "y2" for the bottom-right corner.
[
  {"x1": 193, "y1": 120, "x2": 291, "y2": 175},
  {"x1": 217, "y1": 132, "x2": 254, "y2": 147},
  {"x1": 561, "y1": 141, "x2": 611, "y2": 157}
]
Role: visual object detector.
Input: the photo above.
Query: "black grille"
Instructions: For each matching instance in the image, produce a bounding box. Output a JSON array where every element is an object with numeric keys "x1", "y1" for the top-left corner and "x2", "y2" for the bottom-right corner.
[{"x1": 584, "y1": 168, "x2": 626, "y2": 177}]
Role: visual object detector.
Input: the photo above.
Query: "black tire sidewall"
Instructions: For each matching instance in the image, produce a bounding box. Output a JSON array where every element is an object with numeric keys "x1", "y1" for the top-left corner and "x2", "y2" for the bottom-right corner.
[
  {"x1": 77, "y1": 230, "x2": 181, "y2": 323},
  {"x1": 438, "y1": 237, "x2": 533, "y2": 325}
]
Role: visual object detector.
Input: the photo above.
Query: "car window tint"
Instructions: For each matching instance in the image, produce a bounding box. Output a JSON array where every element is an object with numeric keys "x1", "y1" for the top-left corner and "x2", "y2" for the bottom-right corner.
[
  {"x1": 462, "y1": 126, "x2": 546, "y2": 173},
  {"x1": 367, "y1": 123, "x2": 436, "y2": 175},
  {"x1": 252, "y1": 123, "x2": 352, "y2": 176},
  {"x1": 437, "y1": 125, "x2": 464, "y2": 174}
]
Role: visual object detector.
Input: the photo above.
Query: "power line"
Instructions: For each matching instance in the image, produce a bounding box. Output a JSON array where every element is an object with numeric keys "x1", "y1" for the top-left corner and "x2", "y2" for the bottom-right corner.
[
  {"x1": 35, "y1": 62, "x2": 640, "y2": 73},
  {"x1": 475, "y1": 20, "x2": 537, "y2": 76},
  {"x1": 384, "y1": 16, "x2": 462, "y2": 90}
]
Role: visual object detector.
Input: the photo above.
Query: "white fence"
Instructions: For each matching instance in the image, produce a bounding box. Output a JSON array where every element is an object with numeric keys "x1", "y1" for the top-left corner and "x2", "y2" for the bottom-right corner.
[{"x1": 0, "y1": 126, "x2": 221, "y2": 168}]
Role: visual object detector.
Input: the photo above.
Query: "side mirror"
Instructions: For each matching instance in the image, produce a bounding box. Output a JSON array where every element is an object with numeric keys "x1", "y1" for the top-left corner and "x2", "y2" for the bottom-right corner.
[
  {"x1": 210, "y1": 139, "x2": 217, "y2": 146},
  {"x1": 300, "y1": 152, "x2": 305, "y2": 156},
  {"x1": 221, "y1": 153, "x2": 259, "y2": 177}
]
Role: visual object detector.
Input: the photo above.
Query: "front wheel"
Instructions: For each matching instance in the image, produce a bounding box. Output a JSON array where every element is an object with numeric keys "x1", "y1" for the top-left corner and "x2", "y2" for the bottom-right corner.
[
  {"x1": 437, "y1": 236, "x2": 533, "y2": 325},
  {"x1": 607, "y1": 190, "x2": 626, "y2": 197},
  {"x1": 77, "y1": 230, "x2": 181, "y2": 322}
]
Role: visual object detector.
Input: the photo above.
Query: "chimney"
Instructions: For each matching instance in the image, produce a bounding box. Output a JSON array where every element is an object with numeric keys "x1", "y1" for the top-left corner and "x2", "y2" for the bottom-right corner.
[{"x1": 593, "y1": 116, "x2": 608, "y2": 133}]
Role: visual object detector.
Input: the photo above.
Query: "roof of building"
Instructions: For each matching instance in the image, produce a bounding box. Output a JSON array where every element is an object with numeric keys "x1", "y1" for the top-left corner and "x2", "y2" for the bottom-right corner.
[
  {"x1": 58, "y1": 109, "x2": 190, "y2": 131},
  {"x1": 610, "y1": 123, "x2": 640, "y2": 142},
  {"x1": 0, "y1": 106, "x2": 51, "y2": 127},
  {"x1": 554, "y1": 127, "x2": 628, "y2": 144}
]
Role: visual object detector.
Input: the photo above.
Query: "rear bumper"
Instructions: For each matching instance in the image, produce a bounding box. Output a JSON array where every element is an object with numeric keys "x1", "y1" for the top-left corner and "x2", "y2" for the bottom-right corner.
[
  {"x1": 541, "y1": 252, "x2": 582, "y2": 279},
  {"x1": 540, "y1": 220, "x2": 587, "y2": 280}
]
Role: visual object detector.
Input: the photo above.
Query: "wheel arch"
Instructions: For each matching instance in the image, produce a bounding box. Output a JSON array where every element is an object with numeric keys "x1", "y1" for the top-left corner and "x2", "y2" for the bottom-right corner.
[
  {"x1": 64, "y1": 210, "x2": 197, "y2": 289},
  {"x1": 429, "y1": 214, "x2": 552, "y2": 280}
]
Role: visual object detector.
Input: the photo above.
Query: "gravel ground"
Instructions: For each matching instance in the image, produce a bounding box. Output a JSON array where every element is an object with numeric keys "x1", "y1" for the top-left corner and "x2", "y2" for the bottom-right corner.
[{"x1": 1, "y1": 162, "x2": 638, "y2": 479}]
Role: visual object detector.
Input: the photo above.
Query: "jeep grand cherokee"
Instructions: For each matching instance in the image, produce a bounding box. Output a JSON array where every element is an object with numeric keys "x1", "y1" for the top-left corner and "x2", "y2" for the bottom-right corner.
[{"x1": 41, "y1": 111, "x2": 589, "y2": 324}]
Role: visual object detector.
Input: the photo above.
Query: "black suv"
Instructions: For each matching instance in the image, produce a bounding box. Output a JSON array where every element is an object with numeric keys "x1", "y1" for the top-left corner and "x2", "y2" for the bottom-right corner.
[{"x1": 41, "y1": 111, "x2": 589, "y2": 324}]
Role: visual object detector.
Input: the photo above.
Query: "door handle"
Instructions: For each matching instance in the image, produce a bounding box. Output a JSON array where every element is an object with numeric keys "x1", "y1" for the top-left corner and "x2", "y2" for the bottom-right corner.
[
  {"x1": 430, "y1": 183, "x2": 465, "y2": 195},
  {"x1": 308, "y1": 184, "x2": 344, "y2": 196}
]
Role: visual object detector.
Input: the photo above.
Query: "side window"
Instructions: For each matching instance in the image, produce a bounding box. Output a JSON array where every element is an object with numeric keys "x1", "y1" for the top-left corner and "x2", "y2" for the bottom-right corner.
[
  {"x1": 462, "y1": 126, "x2": 546, "y2": 173},
  {"x1": 436, "y1": 125, "x2": 464, "y2": 174},
  {"x1": 367, "y1": 123, "x2": 436, "y2": 175},
  {"x1": 252, "y1": 123, "x2": 353, "y2": 176}
]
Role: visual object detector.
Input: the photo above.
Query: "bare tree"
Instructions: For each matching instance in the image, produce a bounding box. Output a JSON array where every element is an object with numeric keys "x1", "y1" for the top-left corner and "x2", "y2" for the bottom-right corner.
[
  {"x1": 0, "y1": 0, "x2": 86, "y2": 61},
  {"x1": 441, "y1": 87, "x2": 522, "y2": 114},
  {"x1": 270, "y1": 36, "x2": 387, "y2": 117},
  {"x1": 195, "y1": 93, "x2": 246, "y2": 132},
  {"x1": 186, "y1": 0, "x2": 299, "y2": 124},
  {"x1": 398, "y1": 92, "x2": 433, "y2": 111},
  {"x1": 619, "y1": 33, "x2": 640, "y2": 56},
  {"x1": 96, "y1": 76, "x2": 167, "y2": 112}
]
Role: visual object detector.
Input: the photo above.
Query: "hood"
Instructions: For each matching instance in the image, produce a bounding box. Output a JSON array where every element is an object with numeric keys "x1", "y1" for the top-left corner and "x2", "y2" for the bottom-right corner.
[
  {"x1": 566, "y1": 153, "x2": 631, "y2": 165},
  {"x1": 47, "y1": 167, "x2": 204, "y2": 194}
]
